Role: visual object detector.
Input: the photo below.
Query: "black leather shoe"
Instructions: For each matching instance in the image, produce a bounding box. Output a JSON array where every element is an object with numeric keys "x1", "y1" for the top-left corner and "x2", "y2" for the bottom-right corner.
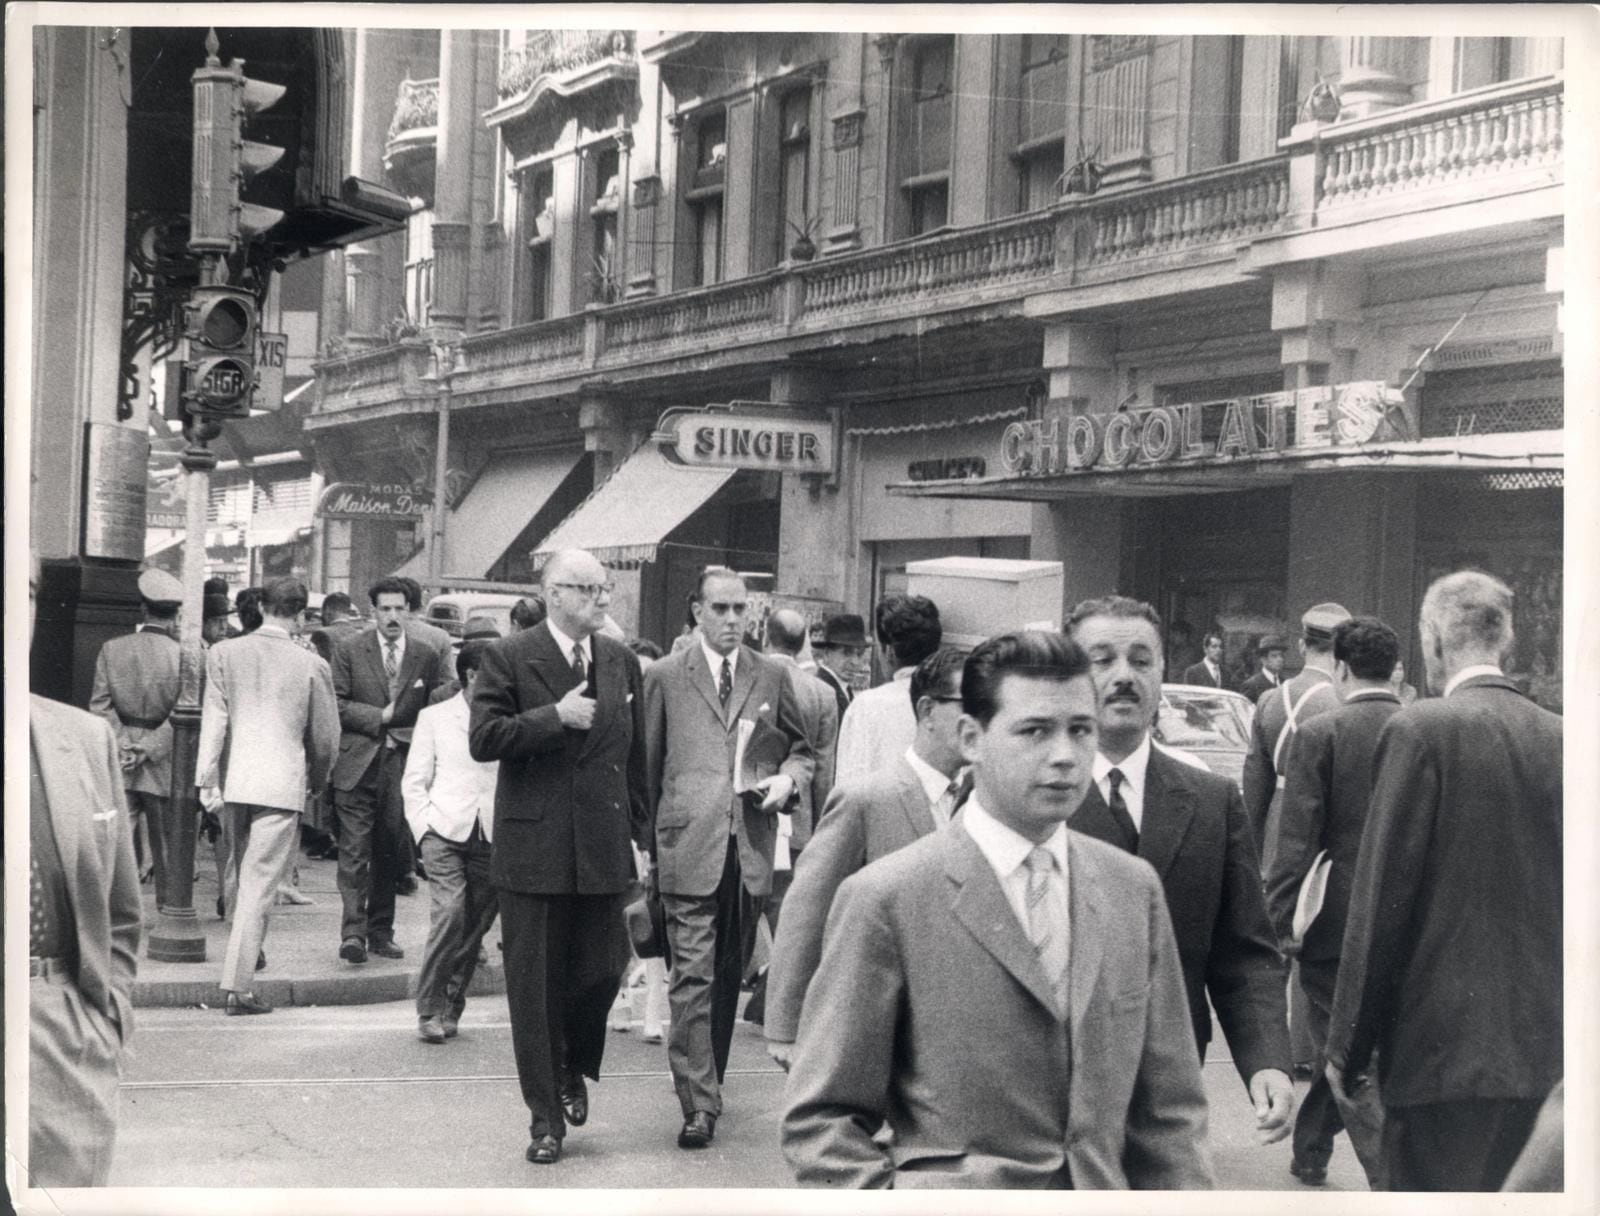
[
  {"x1": 1290, "y1": 1159, "x2": 1328, "y2": 1186},
  {"x1": 369, "y1": 937, "x2": 405, "y2": 959},
  {"x1": 418, "y1": 1015, "x2": 446, "y2": 1044},
  {"x1": 525, "y1": 1134, "x2": 561, "y2": 1165},
  {"x1": 561, "y1": 1072, "x2": 589, "y2": 1126},
  {"x1": 225, "y1": 991, "x2": 273, "y2": 1016},
  {"x1": 677, "y1": 1111, "x2": 716, "y2": 1149},
  {"x1": 339, "y1": 937, "x2": 367, "y2": 964}
]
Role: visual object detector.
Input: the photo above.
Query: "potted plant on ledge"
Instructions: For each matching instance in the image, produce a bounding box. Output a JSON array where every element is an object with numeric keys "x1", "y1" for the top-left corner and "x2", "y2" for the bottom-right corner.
[{"x1": 786, "y1": 214, "x2": 818, "y2": 263}]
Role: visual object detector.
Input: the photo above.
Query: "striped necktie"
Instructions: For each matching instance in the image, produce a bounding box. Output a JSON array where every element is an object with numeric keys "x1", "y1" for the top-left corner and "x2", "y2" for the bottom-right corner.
[
  {"x1": 1024, "y1": 845, "x2": 1070, "y2": 1016},
  {"x1": 384, "y1": 639, "x2": 400, "y2": 697}
]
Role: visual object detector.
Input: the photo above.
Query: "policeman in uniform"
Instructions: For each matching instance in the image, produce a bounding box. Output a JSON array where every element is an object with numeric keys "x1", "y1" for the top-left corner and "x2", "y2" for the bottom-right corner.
[
  {"x1": 1240, "y1": 601, "x2": 1351, "y2": 1079},
  {"x1": 89, "y1": 569, "x2": 184, "y2": 896}
]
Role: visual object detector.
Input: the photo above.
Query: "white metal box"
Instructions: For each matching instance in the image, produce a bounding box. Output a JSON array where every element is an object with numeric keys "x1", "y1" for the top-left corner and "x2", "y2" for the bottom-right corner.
[{"x1": 904, "y1": 557, "x2": 1065, "y2": 650}]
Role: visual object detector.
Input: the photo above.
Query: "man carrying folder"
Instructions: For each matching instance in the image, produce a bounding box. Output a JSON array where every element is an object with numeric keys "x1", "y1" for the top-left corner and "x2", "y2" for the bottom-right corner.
[{"x1": 1265, "y1": 616, "x2": 1400, "y2": 1187}]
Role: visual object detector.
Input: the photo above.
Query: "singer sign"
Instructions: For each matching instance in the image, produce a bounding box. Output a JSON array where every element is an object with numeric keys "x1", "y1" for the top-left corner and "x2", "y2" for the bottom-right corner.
[
  {"x1": 655, "y1": 403, "x2": 837, "y2": 475},
  {"x1": 998, "y1": 382, "x2": 1409, "y2": 478}
]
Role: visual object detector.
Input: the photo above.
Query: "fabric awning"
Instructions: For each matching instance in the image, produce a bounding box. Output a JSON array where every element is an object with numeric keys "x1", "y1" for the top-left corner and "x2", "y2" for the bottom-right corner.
[
  {"x1": 533, "y1": 442, "x2": 737, "y2": 567},
  {"x1": 439, "y1": 448, "x2": 586, "y2": 577}
]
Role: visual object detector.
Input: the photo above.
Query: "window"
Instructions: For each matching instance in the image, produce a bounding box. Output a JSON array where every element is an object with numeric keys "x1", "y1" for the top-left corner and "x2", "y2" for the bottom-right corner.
[
  {"x1": 208, "y1": 473, "x2": 251, "y2": 527},
  {"x1": 253, "y1": 473, "x2": 312, "y2": 513},
  {"x1": 1219, "y1": 37, "x2": 1246, "y2": 164},
  {"x1": 1015, "y1": 35, "x2": 1070, "y2": 213},
  {"x1": 402, "y1": 204, "x2": 433, "y2": 328},
  {"x1": 901, "y1": 37, "x2": 954, "y2": 236},
  {"x1": 776, "y1": 86, "x2": 812, "y2": 261},
  {"x1": 590, "y1": 146, "x2": 620, "y2": 303},
  {"x1": 686, "y1": 109, "x2": 726, "y2": 286},
  {"x1": 523, "y1": 165, "x2": 553, "y2": 322}
]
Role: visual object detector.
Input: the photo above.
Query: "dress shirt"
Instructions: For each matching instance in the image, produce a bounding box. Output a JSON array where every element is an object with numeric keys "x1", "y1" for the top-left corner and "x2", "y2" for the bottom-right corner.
[
  {"x1": 545, "y1": 620, "x2": 592, "y2": 672},
  {"x1": 903, "y1": 746, "x2": 959, "y2": 829},
  {"x1": 401, "y1": 693, "x2": 498, "y2": 844},
  {"x1": 1443, "y1": 664, "x2": 1503, "y2": 698},
  {"x1": 376, "y1": 625, "x2": 406, "y2": 672},
  {"x1": 1204, "y1": 659, "x2": 1221, "y2": 685},
  {"x1": 699, "y1": 638, "x2": 737, "y2": 686},
  {"x1": 1263, "y1": 671, "x2": 1280, "y2": 688},
  {"x1": 1093, "y1": 734, "x2": 1152, "y2": 833},
  {"x1": 962, "y1": 796, "x2": 1070, "y2": 934},
  {"x1": 833, "y1": 667, "x2": 918, "y2": 785}
]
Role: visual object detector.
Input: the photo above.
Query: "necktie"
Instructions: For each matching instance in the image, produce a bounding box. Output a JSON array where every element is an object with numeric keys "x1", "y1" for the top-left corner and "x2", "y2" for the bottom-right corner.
[
  {"x1": 932, "y1": 781, "x2": 960, "y2": 827},
  {"x1": 384, "y1": 640, "x2": 400, "y2": 696},
  {"x1": 718, "y1": 657, "x2": 733, "y2": 706},
  {"x1": 1106, "y1": 767, "x2": 1138, "y2": 853},
  {"x1": 1024, "y1": 845, "x2": 1070, "y2": 1016},
  {"x1": 572, "y1": 643, "x2": 586, "y2": 685}
]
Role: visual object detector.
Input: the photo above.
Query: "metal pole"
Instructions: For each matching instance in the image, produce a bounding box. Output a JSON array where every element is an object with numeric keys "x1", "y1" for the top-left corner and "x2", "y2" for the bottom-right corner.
[{"x1": 428, "y1": 343, "x2": 453, "y2": 583}]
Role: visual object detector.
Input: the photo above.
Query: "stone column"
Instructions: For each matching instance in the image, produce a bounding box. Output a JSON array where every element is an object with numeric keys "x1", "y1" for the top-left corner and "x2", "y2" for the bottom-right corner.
[
  {"x1": 1272, "y1": 262, "x2": 1364, "y2": 388},
  {"x1": 873, "y1": 34, "x2": 902, "y2": 243},
  {"x1": 1339, "y1": 36, "x2": 1416, "y2": 119},
  {"x1": 579, "y1": 395, "x2": 629, "y2": 483},
  {"x1": 430, "y1": 30, "x2": 476, "y2": 331},
  {"x1": 771, "y1": 369, "x2": 847, "y2": 603}
]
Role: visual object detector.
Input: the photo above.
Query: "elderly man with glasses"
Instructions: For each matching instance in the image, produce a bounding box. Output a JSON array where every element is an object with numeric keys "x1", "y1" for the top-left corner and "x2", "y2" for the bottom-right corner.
[{"x1": 469, "y1": 549, "x2": 651, "y2": 1167}]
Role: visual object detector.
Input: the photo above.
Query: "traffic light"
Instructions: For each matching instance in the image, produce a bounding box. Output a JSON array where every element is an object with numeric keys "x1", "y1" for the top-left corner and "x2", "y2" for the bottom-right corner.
[
  {"x1": 190, "y1": 30, "x2": 287, "y2": 254},
  {"x1": 182, "y1": 285, "x2": 259, "y2": 417}
]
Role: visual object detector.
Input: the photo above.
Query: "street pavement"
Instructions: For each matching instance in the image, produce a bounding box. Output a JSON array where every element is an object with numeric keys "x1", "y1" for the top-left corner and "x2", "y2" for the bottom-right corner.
[{"x1": 112, "y1": 994, "x2": 1370, "y2": 1192}]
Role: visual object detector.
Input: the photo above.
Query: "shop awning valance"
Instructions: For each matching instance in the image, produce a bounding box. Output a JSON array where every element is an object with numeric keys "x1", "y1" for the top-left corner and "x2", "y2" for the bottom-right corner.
[{"x1": 532, "y1": 441, "x2": 737, "y2": 567}]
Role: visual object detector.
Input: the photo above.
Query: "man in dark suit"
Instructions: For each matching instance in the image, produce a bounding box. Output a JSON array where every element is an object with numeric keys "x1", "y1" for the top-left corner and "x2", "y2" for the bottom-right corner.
[
  {"x1": 765, "y1": 647, "x2": 968, "y2": 1067},
  {"x1": 644, "y1": 566, "x2": 814, "y2": 1150},
  {"x1": 1181, "y1": 631, "x2": 1229, "y2": 689},
  {"x1": 1066, "y1": 595, "x2": 1295, "y2": 1145},
  {"x1": 468, "y1": 549, "x2": 649, "y2": 1166},
  {"x1": 1264, "y1": 617, "x2": 1400, "y2": 1187},
  {"x1": 1240, "y1": 634, "x2": 1287, "y2": 703},
  {"x1": 1327, "y1": 571, "x2": 1562, "y2": 1191},
  {"x1": 330, "y1": 576, "x2": 445, "y2": 963},
  {"x1": 28, "y1": 559, "x2": 143, "y2": 1187},
  {"x1": 810, "y1": 613, "x2": 867, "y2": 722},
  {"x1": 782, "y1": 632, "x2": 1214, "y2": 1189}
]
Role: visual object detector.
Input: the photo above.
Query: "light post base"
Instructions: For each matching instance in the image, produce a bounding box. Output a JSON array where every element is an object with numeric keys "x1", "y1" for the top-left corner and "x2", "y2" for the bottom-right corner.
[{"x1": 147, "y1": 907, "x2": 208, "y2": 963}]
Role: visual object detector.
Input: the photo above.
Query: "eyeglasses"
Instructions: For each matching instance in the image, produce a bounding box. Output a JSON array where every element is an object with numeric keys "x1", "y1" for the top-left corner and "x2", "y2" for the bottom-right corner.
[
  {"x1": 552, "y1": 582, "x2": 615, "y2": 598},
  {"x1": 924, "y1": 695, "x2": 963, "y2": 704}
]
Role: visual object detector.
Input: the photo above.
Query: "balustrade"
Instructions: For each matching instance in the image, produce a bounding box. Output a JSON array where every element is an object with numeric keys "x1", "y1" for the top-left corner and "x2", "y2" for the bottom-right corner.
[
  {"x1": 499, "y1": 30, "x2": 634, "y2": 98},
  {"x1": 461, "y1": 316, "x2": 586, "y2": 373},
  {"x1": 387, "y1": 78, "x2": 439, "y2": 142},
  {"x1": 601, "y1": 278, "x2": 778, "y2": 353},
  {"x1": 1081, "y1": 159, "x2": 1290, "y2": 265}
]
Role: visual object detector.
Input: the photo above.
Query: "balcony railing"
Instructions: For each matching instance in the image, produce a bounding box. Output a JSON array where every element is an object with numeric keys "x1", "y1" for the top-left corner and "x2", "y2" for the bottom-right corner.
[
  {"x1": 600, "y1": 276, "x2": 780, "y2": 357},
  {"x1": 460, "y1": 314, "x2": 586, "y2": 376},
  {"x1": 1078, "y1": 157, "x2": 1291, "y2": 268},
  {"x1": 1316, "y1": 76, "x2": 1563, "y2": 209},
  {"x1": 499, "y1": 30, "x2": 635, "y2": 99},
  {"x1": 313, "y1": 342, "x2": 433, "y2": 415}
]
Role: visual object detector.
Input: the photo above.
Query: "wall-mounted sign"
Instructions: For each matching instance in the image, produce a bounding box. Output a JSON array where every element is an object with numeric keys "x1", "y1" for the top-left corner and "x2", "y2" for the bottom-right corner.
[
  {"x1": 999, "y1": 382, "x2": 1410, "y2": 478},
  {"x1": 316, "y1": 482, "x2": 432, "y2": 520},
  {"x1": 83, "y1": 423, "x2": 149, "y2": 562},
  {"x1": 655, "y1": 402, "x2": 837, "y2": 475},
  {"x1": 908, "y1": 456, "x2": 986, "y2": 481}
]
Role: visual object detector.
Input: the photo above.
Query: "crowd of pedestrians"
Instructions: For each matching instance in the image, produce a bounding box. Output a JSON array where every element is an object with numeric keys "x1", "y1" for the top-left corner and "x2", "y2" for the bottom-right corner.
[{"x1": 29, "y1": 546, "x2": 1563, "y2": 1193}]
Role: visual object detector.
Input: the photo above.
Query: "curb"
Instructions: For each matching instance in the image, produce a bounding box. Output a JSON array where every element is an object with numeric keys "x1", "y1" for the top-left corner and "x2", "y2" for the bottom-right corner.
[{"x1": 132, "y1": 963, "x2": 507, "y2": 1010}]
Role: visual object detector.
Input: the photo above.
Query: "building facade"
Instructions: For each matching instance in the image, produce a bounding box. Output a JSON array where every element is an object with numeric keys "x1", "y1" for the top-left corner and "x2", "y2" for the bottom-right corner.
[{"x1": 308, "y1": 28, "x2": 1566, "y2": 707}]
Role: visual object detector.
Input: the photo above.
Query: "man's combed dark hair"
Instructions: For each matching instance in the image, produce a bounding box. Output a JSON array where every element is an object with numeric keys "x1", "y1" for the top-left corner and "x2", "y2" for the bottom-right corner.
[
  {"x1": 1333, "y1": 616, "x2": 1400, "y2": 682},
  {"x1": 626, "y1": 636, "x2": 663, "y2": 661},
  {"x1": 262, "y1": 577, "x2": 309, "y2": 619},
  {"x1": 510, "y1": 595, "x2": 547, "y2": 630},
  {"x1": 397, "y1": 576, "x2": 425, "y2": 612},
  {"x1": 322, "y1": 591, "x2": 354, "y2": 621},
  {"x1": 368, "y1": 576, "x2": 410, "y2": 607},
  {"x1": 1066, "y1": 594, "x2": 1163, "y2": 640},
  {"x1": 961, "y1": 631, "x2": 1093, "y2": 726},
  {"x1": 875, "y1": 595, "x2": 942, "y2": 668},
  {"x1": 909, "y1": 646, "x2": 966, "y2": 710},
  {"x1": 236, "y1": 586, "x2": 264, "y2": 633},
  {"x1": 456, "y1": 639, "x2": 492, "y2": 684}
]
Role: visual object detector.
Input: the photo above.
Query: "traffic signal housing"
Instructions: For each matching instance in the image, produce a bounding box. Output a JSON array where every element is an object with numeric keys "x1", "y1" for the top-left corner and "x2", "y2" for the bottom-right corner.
[
  {"x1": 183, "y1": 285, "x2": 259, "y2": 417},
  {"x1": 190, "y1": 33, "x2": 287, "y2": 254}
]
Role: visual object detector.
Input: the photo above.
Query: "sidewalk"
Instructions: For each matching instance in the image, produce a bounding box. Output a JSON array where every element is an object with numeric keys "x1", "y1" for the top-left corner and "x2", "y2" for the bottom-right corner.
[{"x1": 132, "y1": 849, "x2": 505, "y2": 1009}]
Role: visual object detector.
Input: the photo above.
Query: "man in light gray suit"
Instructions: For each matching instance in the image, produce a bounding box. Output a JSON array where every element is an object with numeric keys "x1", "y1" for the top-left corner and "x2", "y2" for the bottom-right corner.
[
  {"x1": 198, "y1": 577, "x2": 340, "y2": 1015},
  {"x1": 783, "y1": 632, "x2": 1213, "y2": 1189},
  {"x1": 644, "y1": 567, "x2": 814, "y2": 1150},
  {"x1": 764, "y1": 646, "x2": 967, "y2": 1066}
]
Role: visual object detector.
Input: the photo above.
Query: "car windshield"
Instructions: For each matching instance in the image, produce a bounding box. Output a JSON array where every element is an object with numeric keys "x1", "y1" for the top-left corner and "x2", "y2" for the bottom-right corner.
[{"x1": 1155, "y1": 690, "x2": 1251, "y2": 750}]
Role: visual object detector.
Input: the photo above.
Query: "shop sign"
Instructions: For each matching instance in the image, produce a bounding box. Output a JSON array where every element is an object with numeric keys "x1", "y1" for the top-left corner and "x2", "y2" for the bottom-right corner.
[
  {"x1": 147, "y1": 468, "x2": 188, "y2": 529},
  {"x1": 655, "y1": 402, "x2": 836, "y2": 475},
  {"x1": 316, "y1": 482, "x2": 432, "y2": 520},
  {"x1": 83, "y1": 423, "x2": 149, "y2": 562},
  {"x1": 908, "y1": 455, "x2": 986, "y2": 481},
  {"x1": 998, "y1": 382, "x2": 1410, "y2": 478}
]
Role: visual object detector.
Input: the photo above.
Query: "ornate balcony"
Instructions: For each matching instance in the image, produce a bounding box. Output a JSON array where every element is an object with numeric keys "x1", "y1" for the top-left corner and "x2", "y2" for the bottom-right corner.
[
  {"x1": 498, "y1": 30, "x2": 635, "y2": 99},
  {"x1": 383, "y1": 78, "x2": 439, "y2": 202},
  {"x1": 309, "y1": 341, "x2": 436, "y2": 421},
  {"x1": 487, "y1": 31, "x2": 638, "y2": 163}
]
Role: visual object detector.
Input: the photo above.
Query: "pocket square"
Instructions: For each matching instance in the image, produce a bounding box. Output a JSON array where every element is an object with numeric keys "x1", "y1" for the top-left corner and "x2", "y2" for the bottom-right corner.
[
  {"x1": 626, "y1": 693, "x2": 634, "y2": 704},
  {"x1": 412, "y1": 678, "x2": 424, "y2": 688}
]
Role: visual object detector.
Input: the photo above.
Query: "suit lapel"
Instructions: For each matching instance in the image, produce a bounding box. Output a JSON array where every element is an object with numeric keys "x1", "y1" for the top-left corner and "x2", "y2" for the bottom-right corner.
[
  {"x1": 945, "y1": 823, "x2": 1059, "y2": 1017},
  {"x1": 725, "y1": 646, "x2": 760, "y2": 724},
  {"x1": 365, "y1": 631, "x2": 391, "y2": 692},
  {"x1": 684, "y1": 643, "x2": 729, "y2": 727},
  {"x1": 1138, "y1": 750, "x2": 1195, "y2": 880},
  {"x1": 1068, "y1": 782, "x2": 1121, "y2": 846},
  {"x1": 578, "y1": 638, "x2": 617, "y2": 757},
  {"x1": 526, "y1": 623, "x2": 578, "y2": 702},
  {"x1": 893, "y1": 758, "x2": 938, "y2": 838},
  {"x1": 1065, "y1": 834, "x2": 1106, "y2": 1033}
]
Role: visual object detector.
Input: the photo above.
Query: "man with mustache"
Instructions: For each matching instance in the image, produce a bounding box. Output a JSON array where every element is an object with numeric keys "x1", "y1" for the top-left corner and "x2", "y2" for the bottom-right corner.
[{"x1": 1066, "y1": 595, "x2": 1295, "y2": 1148}]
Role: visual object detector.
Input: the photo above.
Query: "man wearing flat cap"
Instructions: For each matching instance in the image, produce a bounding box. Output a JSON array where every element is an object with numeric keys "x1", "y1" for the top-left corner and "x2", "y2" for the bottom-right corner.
[
  {"x1": 1241, "y1": 635, "x2": 1288, "y2": 703},
  {"x1": 810, "y1": 614, "x2": 867, "y2": 723},
  {"x1": 89, "y1": 569, "x2": 184, "y2": 893}
]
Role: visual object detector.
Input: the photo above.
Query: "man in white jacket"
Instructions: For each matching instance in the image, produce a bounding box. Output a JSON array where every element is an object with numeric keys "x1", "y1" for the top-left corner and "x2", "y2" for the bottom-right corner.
[{"x1": 402, "y1": 639, "x2": 500, "y2": 1043}]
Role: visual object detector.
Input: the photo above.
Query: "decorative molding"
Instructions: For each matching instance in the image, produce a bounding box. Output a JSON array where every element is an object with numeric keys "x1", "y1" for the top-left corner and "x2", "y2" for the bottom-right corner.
[
  {"x1": 631, "y1": 174, "x2": 661, "y2": 208},
  {"x1": 1088, "y1": 34, "x2": 1153, "y2": 71},
  {"x1": 831, "y1": 108, "x2": 864, "y2": 151},
  {"x1": 1413, "y1": 334, "x2": 1557, "y2": 371},
  {"x1": 873, "y1": 34, "x2": 903, "y2": 68},
  {"x1": 120, "y1": 211, "x2": 197, "y2": 421}
]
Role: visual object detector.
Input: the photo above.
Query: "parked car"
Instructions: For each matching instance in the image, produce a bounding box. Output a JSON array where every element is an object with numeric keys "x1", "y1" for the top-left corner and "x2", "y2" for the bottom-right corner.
[
  {"x1": 1153, "y1": 684, "x2": 1256, "y2": 792},
  {"x1": 423, "y1": 591, "x2": 530, "y2": 643}
]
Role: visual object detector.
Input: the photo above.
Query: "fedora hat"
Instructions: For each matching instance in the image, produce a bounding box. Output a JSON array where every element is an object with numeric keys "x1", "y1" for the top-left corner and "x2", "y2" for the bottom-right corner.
[{"x1": 818, "y1": 613, "x2": 868, "y2": 649}]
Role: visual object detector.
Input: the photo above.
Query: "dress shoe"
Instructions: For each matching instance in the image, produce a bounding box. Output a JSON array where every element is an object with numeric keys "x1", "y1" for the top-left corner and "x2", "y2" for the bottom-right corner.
[
  {"x1": 441, "y1": 1012, "x2": 460, "y2": 1039},
  {"x1": 255, "y1": 950, "x2": 267, "y2": 972},
  {"x1": 641, "y1": 1023, "x2": 664, "y2": 1044},
  {"x1": 217, "y1": 896, "x2": 227, "y2": 919},
  {"x1": 369, "y1": 937, "x2": 405, "y2": 959},
  {"x1": 1290, "y1": 1159, "x2": 1328, "y2": 1186},
  {"x1": 525, "y1": 1134, "x2": 561, "y2": 1165},
  {"x1": 677, "y1": 1111, "x2": 716, "y2": 1149},
  {"x1": 561, "y1": 1073, "x2": 589, "y2": 1127},
  {"x1": 339, "y1": 937, "x2": 368, "y2": 964},
  {"x1": 225, "y1": 991, "x2": 273, "y2": 1016},
  {"x1": 418, "y1": 1015, "x2": 446, "y2": 1044}
]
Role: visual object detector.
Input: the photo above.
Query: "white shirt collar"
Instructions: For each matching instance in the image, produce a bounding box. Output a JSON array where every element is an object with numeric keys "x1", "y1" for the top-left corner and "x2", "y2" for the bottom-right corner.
[
  {"x1": 258, "y1": 623, "x2": 292, "y2": 640},
  {"x1": 962, "y1": 795, "x2": 1069, "y2": 882},
  {"x1": 546, "y1": 619, "x2": 590, "y2": 666},
  {"x1": 1204, "y1": 658, "x2": 1220, "y2": 679},
  {"x1": 903, "y1": 746, "x2": 957, "y2": 810},
  {"x1": 1444, "y1": 664, "x2": 1503, "y2": 697},
  {"x1": 892, "y1": 665, "x2": 915, "y2": 681},
  {"x1": 700, "y1": 637, "x2": 738, "y2": 677},
  {"x1": 1094, "y1": 733, "x2": 1151, "y2": 797},
  {"x1": 1345, "y1": 687, "x2": 1398, "y2": 702}
]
